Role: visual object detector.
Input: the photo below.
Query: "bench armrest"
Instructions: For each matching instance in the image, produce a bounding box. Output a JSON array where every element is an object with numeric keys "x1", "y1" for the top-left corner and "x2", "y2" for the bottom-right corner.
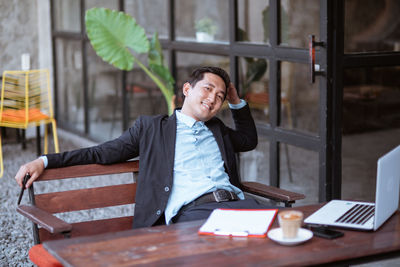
[
  {"x1": 241, "y1": 181, "x2": 305, "y2": 205},
  {"x1": 17, "y1": 205, "x2": 72, "y2": 234}
]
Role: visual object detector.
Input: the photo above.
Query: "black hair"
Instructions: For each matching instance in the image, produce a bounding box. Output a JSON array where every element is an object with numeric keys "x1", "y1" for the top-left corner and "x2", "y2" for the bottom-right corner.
[{"x1": 187, "y1": 66, "x2": 230, "y2": 98}]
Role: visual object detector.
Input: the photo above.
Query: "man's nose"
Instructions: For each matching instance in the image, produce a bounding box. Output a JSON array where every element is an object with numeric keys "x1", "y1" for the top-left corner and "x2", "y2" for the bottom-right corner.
[{"x1": 207, "y1": 92, "x2": 216, "y2": 103}]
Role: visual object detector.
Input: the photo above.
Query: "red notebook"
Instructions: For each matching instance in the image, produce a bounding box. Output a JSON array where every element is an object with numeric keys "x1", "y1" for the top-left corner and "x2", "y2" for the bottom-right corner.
[{"x1": 198, "y1": 208, "x2": 278, "y2": 238}]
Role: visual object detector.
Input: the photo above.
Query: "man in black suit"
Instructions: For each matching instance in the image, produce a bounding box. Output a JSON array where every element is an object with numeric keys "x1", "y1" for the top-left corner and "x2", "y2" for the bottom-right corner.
[{"x1": 16, "y1": 66, "x2": 273, "y2": 228}]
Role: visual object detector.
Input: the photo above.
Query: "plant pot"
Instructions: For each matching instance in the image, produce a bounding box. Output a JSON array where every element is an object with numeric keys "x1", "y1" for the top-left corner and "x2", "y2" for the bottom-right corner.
[{"x1": 196, "y1": 32, "x2": 214, "y2": 42}]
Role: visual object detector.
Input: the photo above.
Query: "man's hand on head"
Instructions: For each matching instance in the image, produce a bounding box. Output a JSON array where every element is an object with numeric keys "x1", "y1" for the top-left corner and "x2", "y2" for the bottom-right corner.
[
  {"x1": 15, "y1": 158, "x2": 45, "y2": 188},
  {"x1": 226, "y1": 83, "x2": 241, "y2": 105}
]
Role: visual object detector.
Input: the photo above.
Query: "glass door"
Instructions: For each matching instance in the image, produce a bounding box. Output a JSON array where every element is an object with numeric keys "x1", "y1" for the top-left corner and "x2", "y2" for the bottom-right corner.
[{"x1": 237, "y1": 0, "x2": 334, "y2": 205}]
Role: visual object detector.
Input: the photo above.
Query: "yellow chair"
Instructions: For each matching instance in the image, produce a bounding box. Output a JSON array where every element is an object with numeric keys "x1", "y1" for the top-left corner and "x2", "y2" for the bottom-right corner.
[{"x1": 0, "y1": 69, "x2": 59, "y2": 177}]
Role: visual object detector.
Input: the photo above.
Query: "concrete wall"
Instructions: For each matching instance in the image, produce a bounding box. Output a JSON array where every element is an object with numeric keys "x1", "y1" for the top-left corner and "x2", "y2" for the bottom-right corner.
[
  {"x1": 0, "y1": 0, "x2": 53, "y2": 137},
  {"x1": 0, "y1": 0, "x2": 52, "y2": 74}
]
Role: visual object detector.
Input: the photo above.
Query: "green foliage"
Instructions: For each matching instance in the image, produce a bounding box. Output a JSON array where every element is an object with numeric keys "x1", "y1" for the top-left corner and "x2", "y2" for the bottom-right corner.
[
  {"x1": 85, "y1": 8, "x2": 175, "y2": 114},
  {"x1": 244, "y1": 58, "x2": 267, "y2": 89},
  {"x1": 148, "y1": 33, "x2": 175, "y2": 92}
]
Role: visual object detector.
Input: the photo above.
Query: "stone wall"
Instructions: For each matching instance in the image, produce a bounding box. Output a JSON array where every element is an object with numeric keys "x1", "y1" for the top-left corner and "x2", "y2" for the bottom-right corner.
[
  {"x1": 0, "y1": 0, "x2": 52, "y2": 137},
  {"x1": 0, "y1": 0, "x2": 38, "y2": 72},
  {"x1": 0, "y1": 0, "x2": 52, "y2": 72}
]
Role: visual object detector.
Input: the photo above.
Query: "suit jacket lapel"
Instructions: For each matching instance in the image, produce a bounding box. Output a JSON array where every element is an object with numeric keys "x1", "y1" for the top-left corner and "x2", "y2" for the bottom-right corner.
[{"x1": 163, "y1": 112, "x2": 177, "y2": 174}]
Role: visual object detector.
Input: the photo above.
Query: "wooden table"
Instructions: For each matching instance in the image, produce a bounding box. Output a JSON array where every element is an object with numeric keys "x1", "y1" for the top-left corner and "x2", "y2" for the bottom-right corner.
[{"x1": 44, "y1": 204, "x2": 400, "y2": 266}]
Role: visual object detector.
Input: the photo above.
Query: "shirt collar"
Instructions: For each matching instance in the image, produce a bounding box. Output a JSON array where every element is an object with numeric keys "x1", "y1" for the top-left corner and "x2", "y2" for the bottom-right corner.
[{"x1": 175, "y1": 110, "x2": 205, "y2": 128}]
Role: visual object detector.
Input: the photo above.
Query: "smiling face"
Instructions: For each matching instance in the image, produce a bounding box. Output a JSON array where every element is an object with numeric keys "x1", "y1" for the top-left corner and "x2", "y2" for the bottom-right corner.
[{"x1": 181, "y1": 72, "x2": 227, "y2": 122}]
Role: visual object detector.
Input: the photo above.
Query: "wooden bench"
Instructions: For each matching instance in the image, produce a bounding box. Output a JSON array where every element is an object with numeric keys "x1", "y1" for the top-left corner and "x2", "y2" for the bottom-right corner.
[{"x1": 16, "y1": 160, "x2": 304, "y2": 266}]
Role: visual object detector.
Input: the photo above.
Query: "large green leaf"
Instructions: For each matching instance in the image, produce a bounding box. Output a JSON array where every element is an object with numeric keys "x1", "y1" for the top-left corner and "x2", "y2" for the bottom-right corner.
[
  {"x1": 85, "y1": 8, "x2": 150, "y2": 70},
  {"x1": 148, "y1": 33, "x2": 163, "y2": 66},
  {"x1": 148, "y1": 33, "x2": 175, "y2": 91},
  {"x1": 150, "y1": 64, "x2": 175, "y2": 90}
]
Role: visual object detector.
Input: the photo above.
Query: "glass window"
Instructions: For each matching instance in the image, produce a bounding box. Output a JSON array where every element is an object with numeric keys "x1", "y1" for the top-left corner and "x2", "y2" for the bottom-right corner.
[
  {"x1": 126, "y1": 52, "x2": 171, "y2": 126},
  {"x1": 342, "y1": 66, "x2": 400, "y2": 201},
  {"x1": 85, "y1": 0, "x2": 119, "y2": 10},
  {"x1": 345, "y1": 0, "x2": 400, "y2": 53},
  {"x1": 343, "y1": 67, "x2": 400, "y2": 134},
  {"x1": 86, "y1": 44, "x2": 123, "y2": 142},
  {"x1": 125, "y1": 0, "x2": 168, "y2": 39},
  {"x1": 238, "y1": 56, "x2": 269, "y2": 125},
  {"x1": 55, "y1": 39, "x2": 84, "y2": 132},
  {"x1": 53, "y1": 0, "x2": 81, "y2": 32},
  {"x1": 280, "y1": 0, "x2": 320, "y2": 48},
  {"x1": 280, "y1": 144, "x2": 318, "y2": 205},
  {"x1": 237, "y1": 0, "x2": 270, "y2": 44},
  {"x1": 280, "y1": 61, "x2": 319, "y2": 135},
  {"x1": 175, "y1": 0, "x2": 229, "y2": 43},
  {"x1": 240, "y1": 136, "x2": 270, "y2": 184}
]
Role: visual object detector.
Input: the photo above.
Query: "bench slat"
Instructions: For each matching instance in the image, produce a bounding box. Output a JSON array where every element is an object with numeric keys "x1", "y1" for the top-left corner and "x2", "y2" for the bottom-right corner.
[
  {"x1": 35, "y1": 183, "x2": 136, "y2": 213},
  {"x1": 38, "y1": 161, "x2": 139, "y2": 181}
]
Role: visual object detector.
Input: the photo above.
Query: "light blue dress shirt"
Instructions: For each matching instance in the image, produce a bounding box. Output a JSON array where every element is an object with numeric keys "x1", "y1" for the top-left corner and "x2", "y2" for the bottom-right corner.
[{"x1": 164, "y1": 100, "x2": 247, "y2": 224}]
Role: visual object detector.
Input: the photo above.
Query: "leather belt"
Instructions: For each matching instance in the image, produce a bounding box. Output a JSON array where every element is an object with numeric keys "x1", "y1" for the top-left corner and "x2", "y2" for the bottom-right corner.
[{"x1": 177, "y1": 189, "x2": 239, "y2": 216}]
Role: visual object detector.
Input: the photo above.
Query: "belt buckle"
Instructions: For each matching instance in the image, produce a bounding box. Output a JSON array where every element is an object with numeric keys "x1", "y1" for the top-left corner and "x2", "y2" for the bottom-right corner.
[{"x1": 213, "y1": 190, "x2": 231, "y2": 202}]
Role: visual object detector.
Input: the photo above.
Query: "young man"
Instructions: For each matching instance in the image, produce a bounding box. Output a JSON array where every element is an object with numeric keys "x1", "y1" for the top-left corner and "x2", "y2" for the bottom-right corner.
[{"x1": 15, "y1": 66, "x2": 272, "y2": 228}]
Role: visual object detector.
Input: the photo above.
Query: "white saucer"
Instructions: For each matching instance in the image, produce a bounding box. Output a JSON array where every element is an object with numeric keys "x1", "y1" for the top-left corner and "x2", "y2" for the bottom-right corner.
[{"x1": 268, "y1": 228, "x2": 313, "y2": 246}]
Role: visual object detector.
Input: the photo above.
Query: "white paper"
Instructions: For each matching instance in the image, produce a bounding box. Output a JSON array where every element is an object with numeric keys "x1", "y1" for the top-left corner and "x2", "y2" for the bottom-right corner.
[{"x1": 199, "y1": 209, "x2": 277, "y2": 236}]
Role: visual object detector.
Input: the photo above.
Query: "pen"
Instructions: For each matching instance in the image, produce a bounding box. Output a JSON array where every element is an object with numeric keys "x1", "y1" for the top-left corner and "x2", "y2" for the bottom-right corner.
[{"x1": 17, "y1": 173, "x2": 30, "y2": 205}]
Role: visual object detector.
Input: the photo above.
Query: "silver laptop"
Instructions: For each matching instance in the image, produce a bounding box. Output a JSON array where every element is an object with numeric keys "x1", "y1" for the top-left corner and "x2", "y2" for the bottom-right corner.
[{"x1": 305, "y1": 145, "x2": 400, "y2": 231}]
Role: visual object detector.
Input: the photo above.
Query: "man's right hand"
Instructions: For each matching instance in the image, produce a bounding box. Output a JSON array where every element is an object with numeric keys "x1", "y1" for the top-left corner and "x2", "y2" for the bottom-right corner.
[{"x1": 15, "y1": 158, "x2": 45, "y2": 188}]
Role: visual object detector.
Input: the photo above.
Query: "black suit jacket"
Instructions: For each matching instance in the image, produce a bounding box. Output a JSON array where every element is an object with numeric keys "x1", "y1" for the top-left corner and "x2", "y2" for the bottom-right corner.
[{"x1": 46, "y1": 104, "x2": 257, "y2": 228}]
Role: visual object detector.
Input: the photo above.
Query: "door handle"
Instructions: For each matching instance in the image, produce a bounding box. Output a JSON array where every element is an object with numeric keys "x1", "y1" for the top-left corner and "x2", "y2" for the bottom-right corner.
[{"x1": 308, "y1": 35, "x2": 324, "y2": 83}]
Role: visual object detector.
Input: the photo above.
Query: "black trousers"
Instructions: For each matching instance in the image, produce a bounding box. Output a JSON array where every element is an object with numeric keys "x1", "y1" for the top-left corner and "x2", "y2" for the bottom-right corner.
[{"x1": 172, "y1": 199, "x2": 279, "y2": 223}]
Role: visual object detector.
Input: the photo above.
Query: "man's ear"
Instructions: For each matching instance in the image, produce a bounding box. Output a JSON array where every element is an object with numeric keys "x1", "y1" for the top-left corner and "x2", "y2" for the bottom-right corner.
[{"x1": 182, "y1": 82, "x2": 191, "y2": 97}]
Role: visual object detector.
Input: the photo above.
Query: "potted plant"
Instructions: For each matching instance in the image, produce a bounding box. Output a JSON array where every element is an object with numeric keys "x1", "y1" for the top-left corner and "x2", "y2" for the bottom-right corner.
[
  {"x1": 85, "y1": 8, "x2": 175, "y2": 115},
  {"x1": 195, "y1": 17, "x2": 217, "y2": 42}
]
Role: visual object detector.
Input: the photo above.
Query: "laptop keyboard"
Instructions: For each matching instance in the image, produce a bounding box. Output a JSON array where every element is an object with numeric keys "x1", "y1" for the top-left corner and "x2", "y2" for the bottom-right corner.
[{"x1": 335, "y1": 204, "x2": 375, "y2": 225}]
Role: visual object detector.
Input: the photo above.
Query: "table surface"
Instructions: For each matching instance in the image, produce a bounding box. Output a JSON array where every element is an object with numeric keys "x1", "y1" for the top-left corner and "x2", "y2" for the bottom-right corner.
[{"x1": 44, "y1": 204, "x2": 400, "y2": 267}]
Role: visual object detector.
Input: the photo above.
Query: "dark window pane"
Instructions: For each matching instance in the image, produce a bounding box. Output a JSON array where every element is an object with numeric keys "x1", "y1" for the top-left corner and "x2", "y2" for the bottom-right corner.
[
  {"x1": 342, "y1": 66, "x2": 400, "y2": 201},
  {"x1": 53, "y1": 0, "x2": 81, "y2": 32},
  {"x1": 280, "y1": 61, "x2": 319, "y2": 135},
  {"x1": 238, "y1": 57, "x2": 269, "y2": 125},
  {"x1": 126, "y1": 52, "x2": 170, "y2": 127},
  {"x1": 343, "y1": 67, "x2": 400, "y2": 134},
  {"x1": 280, "y1": 144, "x2": 319, "y2": 205},
  {"x1": 345, "y1": 0, "x2": 400, "y2": 53},
  {"x1": 85, "y1": 0, "x2": 118, "y2": 10},
  {"x1": 86, "y1": 44, "x2": 123, "y2": 141},
  {"x1": 125, "y1": 0, "x2": 168, "y2": 39},
  {"x1": 280, "y1": 0, "x2": 320, "y2": 48},
  {"x1": 240, "y1": 136, "x2": 270, "y2": 184},
  {"x1": 55, "y1": 39, "x2": 84, "y2": 132},
  {"x1": 237, "y1": 0, "x2": 270, "y2": 44}
]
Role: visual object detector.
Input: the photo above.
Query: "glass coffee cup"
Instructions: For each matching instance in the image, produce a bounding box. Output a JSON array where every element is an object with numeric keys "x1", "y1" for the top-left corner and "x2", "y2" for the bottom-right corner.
[{"x1": 278, "y1": 210, "x2": 303, "y2": 239}]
